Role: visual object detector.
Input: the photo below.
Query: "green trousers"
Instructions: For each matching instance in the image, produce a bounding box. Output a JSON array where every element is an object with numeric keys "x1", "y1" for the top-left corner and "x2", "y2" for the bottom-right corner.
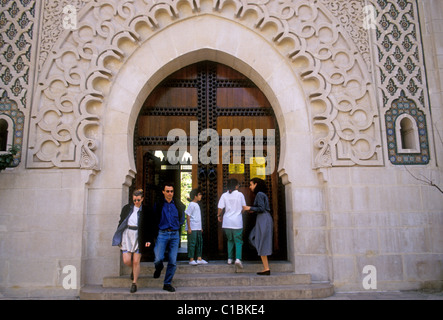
[
  {"x1": 188, "y1": 230, "x2": 203, "y2": 259},
  {"x1": 224, "y1": 228, "x2": 243, "y2": 260}
]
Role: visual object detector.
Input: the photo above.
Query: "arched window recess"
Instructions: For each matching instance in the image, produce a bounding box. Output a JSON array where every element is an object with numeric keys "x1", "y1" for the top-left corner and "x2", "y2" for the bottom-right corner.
[{"x1": 395, "y1": 114, "x2": 420, "y2": 154}]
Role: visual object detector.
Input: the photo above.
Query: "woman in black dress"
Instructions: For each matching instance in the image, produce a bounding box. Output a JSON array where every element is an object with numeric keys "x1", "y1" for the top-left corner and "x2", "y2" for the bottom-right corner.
[{"x1": 244, "y1": 178, "x2": 273, "y2": 275}]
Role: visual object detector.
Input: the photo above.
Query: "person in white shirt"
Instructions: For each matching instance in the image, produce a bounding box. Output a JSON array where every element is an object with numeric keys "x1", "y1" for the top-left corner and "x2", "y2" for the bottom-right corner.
[
  {"x1": 186, "y1": 189, "x2": 208, "y2": 265},
  {"x1": 217, "y1": 179, "x2": 246, "y2": 268}
]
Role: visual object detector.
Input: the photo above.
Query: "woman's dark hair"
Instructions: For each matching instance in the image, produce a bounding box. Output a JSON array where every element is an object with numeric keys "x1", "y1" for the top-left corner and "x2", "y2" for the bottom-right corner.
[
  {"x1": 250, "y1": 177, "x2": 267, "y2": 194},
  {"x1": 188, "y1": 188, "x2": 201, "y2": 202},
  {"x1": 133, "y1": 189, "x2": 144, "y2": 197},
  {"x1": 227, "y1": 178, "x2": 239, "y2": 193}
]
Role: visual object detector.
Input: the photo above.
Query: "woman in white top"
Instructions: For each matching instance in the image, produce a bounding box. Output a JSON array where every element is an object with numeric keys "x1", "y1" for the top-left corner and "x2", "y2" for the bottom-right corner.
[
  {"x1": 217, "y1": 179, "x2": 246, "y2": 268},
  {"x1": 112, "y1": 189, "x2": 152, "y2": 293}
]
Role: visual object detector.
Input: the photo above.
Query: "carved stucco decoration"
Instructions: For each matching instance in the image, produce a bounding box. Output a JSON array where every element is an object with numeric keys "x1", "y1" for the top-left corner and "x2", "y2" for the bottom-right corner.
[
  {"x1": 38, "y1": 0, "x2": 92, "y2": 72},
  {"x1": 28, "y1": 0, "x2": 383, "y2": 169},
  {"x1": 367, "y1": 0, "x2": 431, "y2": 165}
]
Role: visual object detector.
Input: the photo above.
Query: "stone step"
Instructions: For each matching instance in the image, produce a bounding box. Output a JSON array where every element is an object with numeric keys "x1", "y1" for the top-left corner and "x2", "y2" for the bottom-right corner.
[
  {"x1": 121, "y1": 260, "x2": 294, "y2": 275},
  {"x1": 103, "y1": 272, "x2": 311, "y2": 288},
  {"x1": 81, "y1": 260, "x2": 334, "y2": 300},
  {"x1": 80, "y1": 282, "x2": 334, "y2": 300}
]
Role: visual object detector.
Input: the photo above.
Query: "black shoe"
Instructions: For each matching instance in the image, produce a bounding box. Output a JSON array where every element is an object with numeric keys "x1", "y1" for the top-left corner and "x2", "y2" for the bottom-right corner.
[
  {"x1": 257, "y1": 270, "x2": 271, "y2": 276},
  {"x1": 130, "y1": 283, "x2": 137, "y2": 293},
  {"x1": 163, "y1": 284, "x2": 176, "y2": 292},
  {"x1": 153, "y1": 268, "x2": 162, "y2": 279}
]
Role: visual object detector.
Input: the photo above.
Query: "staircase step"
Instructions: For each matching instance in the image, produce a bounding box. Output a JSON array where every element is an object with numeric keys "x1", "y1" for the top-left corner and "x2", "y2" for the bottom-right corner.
[
  {"x1": 121, "y1": 260, "x2": 294, "y2": 275},
  {"x1": 82, "y1": 260, "x2": 334, "y2": 300},
  {"x1": 104, "y1": 272, "x2": 311, "y2": 288},
  {"x1": 80, "y1": 282, "x2": 334, "y2": 300}
]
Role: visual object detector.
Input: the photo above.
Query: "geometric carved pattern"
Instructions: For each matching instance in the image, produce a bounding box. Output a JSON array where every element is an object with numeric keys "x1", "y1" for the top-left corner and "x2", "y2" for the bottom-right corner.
[
  {"x1": 318, "y1": 0, "x2": 372, "y2": 71},
  {"x1": 38, "y1": 0, "x2": 90, "y2": 72},
  {"x1": 0, "y1": 0, "x2": 35, "y2": 109},
  {"x1": 368, "y1": 0, "x2": 432, "y2": 165},
  {"x1": 0, "y1": 0, "x2": 35, "y2": 167},
  {"x1": 30, "y1": 0, "x2": 385, "y2": 169},
  {"x1": 370, "y1": 0, "x2": 428, "y2": 108}
]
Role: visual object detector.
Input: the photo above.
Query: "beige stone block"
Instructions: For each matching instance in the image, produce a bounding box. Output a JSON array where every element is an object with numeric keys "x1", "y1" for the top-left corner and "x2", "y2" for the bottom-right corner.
[
  {"x1": 3, "y1": 171, "x2": 63, "y2": 190},
  {"x1": 5, "y1": 259, "x2": 57, "y2": 287},
  {"x1": 280, "y1": 109, "x2": 310, "y2": 133},
  {"x1": 392, "y1": 186, "x2": 424, "y2": 213},
  {"x1": 400, "y1": 212, "x2": 429, "y2": 227},
  {"x1": 292, "y1": 187, "x2": 326, "y2": 213},
  {"x1": 11, "y1": 211, "x2": 82, "y2": 234},
  {"x1": 24, "y1": 189, "x2": 72, "y2": 216},
  {"x1": 330, "y1": 228, "x2": 378, "y2": 255},
  {"x1": 327, "y1": 167, "x2": 351, "y2": 186},
  {"x1": 356, "y1": 255, "x2": 404, "y2": 282},
  {"x1": 376, "y1": 212, "x2": 402, "y2": 227},
  {"x1": 404, "y1": 254, "x2": 443, "y2": 281},
  {"x1": 427, "y1": 224, "x2": 443, "y2": 253},
  {"x1": 330, "y1": 212, "x2": 353, "y2": 228},
  {"x1": 293, "y1": 254, "x2": 330, "y2": 281},
  {"x1": 83, "y1": 255, "x2": 119, "y2": 284},
  {"x1": 379, "y1": 227, "x2": 427, "y2": 254},
  {"x1": 353, "y1": 212, "x2": 380, "y2": 228},
  {"x1": 3, "y1": 228, "x2": 82, "y2": 261},
  {"x1": 329, "y1": 186, "x2": 353, "y2": 213},
  {"x1": 351, "y1": 186, "x2": 411, "y2": 213},
  {"x1": 353, "y1": 228, "x2": 379, "y2": 255},
  {"x1": 88, "y1": 189, "x2": 124, "y2": 220},
  {"x1": 168, "y1": 19, "x2": 198, "y2": 55},
  {"x1": 294, "y1": 228, "x2": 327, "y2": 254},
  {"x1": 330, "y1": 229, "x2": 354, "y2": 254},
  {"x1": 294, "y1": 213, "x2": 327, "y2": 228},
  {"x1": 99, "y1": 135, "x2": 134, "y2": 183},
  {"x1": 421, "y1": 185, "x2": 443, "y2": 212},
  {"x1": 349, "y1": 168, "x2": 396, "y2": 186},
  {"x1": 332, "y1": 256, "x2": 356, "y2": 284},
  {"x1": 0, "y1": 188, "x2": 25, "y2": 214}
]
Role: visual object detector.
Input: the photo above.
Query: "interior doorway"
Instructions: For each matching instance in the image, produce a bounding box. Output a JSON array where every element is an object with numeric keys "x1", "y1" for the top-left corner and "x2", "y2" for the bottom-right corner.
[{"x1": 133, "y1": 61, "x2": 286, "y2": 261}]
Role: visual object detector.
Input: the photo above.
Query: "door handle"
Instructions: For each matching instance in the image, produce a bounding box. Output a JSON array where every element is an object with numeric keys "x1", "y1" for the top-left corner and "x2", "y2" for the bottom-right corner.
[
  {"x1": 208, "y1": 168, "x2": 216, "y2": 181},
  {"x1": 198, "y1": 168, "x2": 206, "y2": 180}
]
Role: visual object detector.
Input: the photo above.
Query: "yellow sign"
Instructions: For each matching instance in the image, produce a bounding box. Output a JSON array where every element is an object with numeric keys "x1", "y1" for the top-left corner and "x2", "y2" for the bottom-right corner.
[
  {"x1": 229, "y1": 163, "x2": 245, "y2": 174},
  {"x1": 250, "y1": 157, "x2": 266, "y2": 180}
]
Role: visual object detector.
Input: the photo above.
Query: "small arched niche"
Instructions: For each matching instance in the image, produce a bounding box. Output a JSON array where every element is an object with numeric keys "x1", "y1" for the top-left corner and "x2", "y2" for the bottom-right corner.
[
  {"x1": 396, "y1": 114, "x2": 420, "y2": 153},
  {"x1": 0, "y1": 116, "x2": 13, "y2": 154}
]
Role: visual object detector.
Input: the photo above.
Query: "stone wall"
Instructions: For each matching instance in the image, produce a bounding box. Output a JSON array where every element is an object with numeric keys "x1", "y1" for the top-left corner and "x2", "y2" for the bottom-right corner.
[{"x1": 0, "y1": 169, "x2": 92, "y2": 298}]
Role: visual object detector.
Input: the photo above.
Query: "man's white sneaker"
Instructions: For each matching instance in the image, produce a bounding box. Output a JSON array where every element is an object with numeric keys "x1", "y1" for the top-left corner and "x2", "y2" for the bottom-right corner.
[
  {"x1": 189, "y1": 260, "x2": 198, "y2": 265},
  {"x1": 235, "y1": 259, "x2": 243, "y2": 269},
  {"x1": 227, "y1": 259, "x2": 233, "y2": 265},
  {"x1": 197, "y1": 259, "x2": 208, "y2": 265}
]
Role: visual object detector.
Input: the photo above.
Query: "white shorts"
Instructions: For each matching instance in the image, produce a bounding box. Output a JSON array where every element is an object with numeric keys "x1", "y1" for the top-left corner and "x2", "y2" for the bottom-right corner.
[{"x1": 121, "y1": 228, "x2": 139, "y2": 253}]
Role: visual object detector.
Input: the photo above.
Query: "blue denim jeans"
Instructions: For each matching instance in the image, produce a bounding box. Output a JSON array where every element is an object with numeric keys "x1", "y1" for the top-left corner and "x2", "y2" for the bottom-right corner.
[{"x1": 154, "y1": 230, "x2": 180, "y2": 285}]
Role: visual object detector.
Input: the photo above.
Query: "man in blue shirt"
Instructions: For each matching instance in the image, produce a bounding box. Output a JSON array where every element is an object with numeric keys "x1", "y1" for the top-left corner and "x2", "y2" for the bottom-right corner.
[{"x1": 152, "y1": 182, "x2": 185, "y2": 292}]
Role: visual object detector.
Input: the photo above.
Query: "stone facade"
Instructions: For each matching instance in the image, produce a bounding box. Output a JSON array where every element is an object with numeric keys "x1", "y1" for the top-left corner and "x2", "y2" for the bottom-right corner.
[{"x1": 0, "y1": 0, "x2": 442, "y2": 298}]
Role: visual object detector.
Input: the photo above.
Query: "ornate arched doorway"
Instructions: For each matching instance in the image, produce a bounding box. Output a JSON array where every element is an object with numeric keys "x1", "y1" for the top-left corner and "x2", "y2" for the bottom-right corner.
[{"x1": 134, "y1": 61, "x2": 286, "y2": 261}]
